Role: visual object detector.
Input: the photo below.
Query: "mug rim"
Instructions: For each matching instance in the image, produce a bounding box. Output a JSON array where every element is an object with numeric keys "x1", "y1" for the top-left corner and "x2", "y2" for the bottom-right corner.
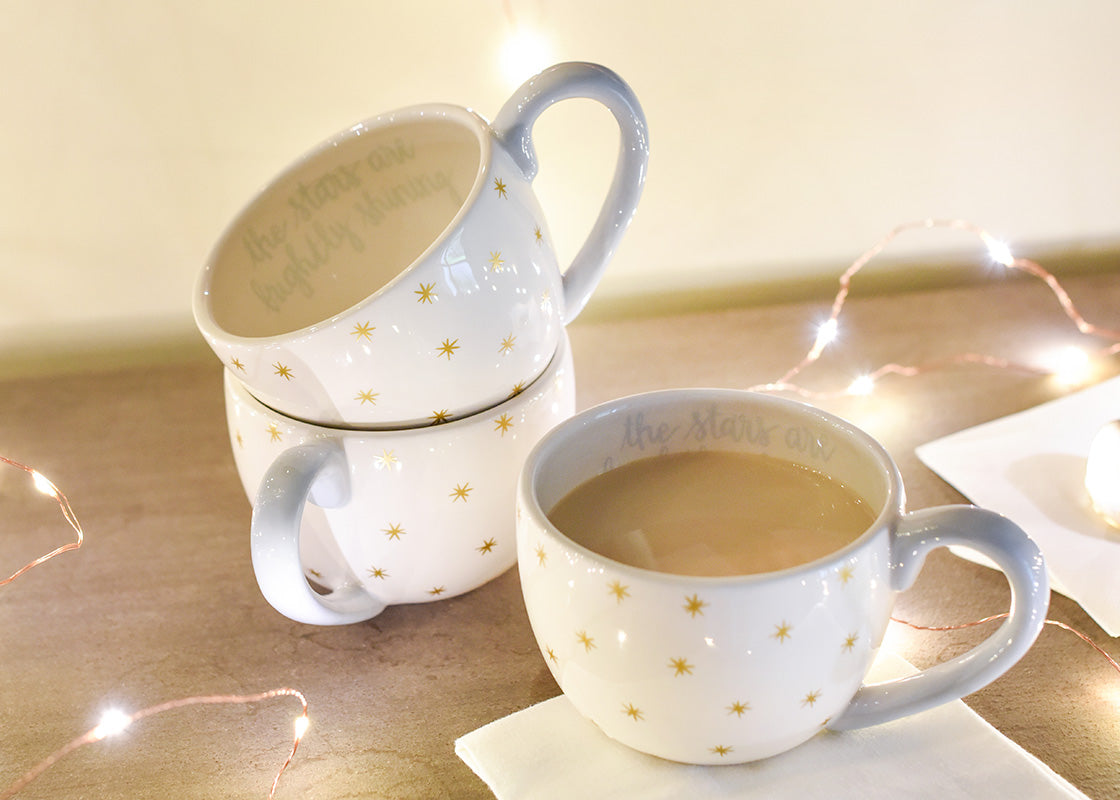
[
  {"x1": 227, "y1": 330, "x2": 570, "y2": 437},
  {"x1": 520, "y1": 388, "x2": 904, "y2": 587},
  {"x1": 193, "y1": 102, "x2": 493, "y2": 344}
]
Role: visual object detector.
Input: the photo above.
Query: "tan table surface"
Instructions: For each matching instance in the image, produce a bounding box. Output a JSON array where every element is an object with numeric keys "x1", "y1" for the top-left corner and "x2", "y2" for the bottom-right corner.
[{"x1": 2, "y1": 270, "x2": 1119, "y2": 799}]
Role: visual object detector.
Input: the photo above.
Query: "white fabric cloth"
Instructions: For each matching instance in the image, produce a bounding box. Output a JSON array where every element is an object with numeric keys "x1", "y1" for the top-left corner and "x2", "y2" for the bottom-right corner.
[
  {"x1": 917, "y1": 376, "x2": 1120, "y2": 635},
  {"x1": 456, "y1": 653, "x2": 1086, "y2": 799}
]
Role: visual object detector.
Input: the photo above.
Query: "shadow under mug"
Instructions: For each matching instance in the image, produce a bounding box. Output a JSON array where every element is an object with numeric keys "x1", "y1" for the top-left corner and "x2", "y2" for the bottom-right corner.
[
  {"x1": 516, "y1": 389, "x2": 1049, "y2": 764},
  {"x1": 196, "y1": 61, "x2": 647, "y2": 429},
  {"x1": 227, "y1": 332, "x2": 575, "y2": 625}
]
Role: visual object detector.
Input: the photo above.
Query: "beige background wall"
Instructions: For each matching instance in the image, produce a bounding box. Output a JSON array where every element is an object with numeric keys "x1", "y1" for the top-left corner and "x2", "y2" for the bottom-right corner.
[{"x1": 2, "y1": 1, "x2": 1118, "y2": 368}]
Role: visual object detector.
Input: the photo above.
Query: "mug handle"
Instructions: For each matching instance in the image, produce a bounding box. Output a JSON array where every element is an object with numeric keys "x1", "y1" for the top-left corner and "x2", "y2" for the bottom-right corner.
[
  {"x1": 829, "y1": 505, "x2": 1049, "y2": 730},
  {"x1": 250, "y1": 440, "x2": 387, "y2": 625},
  {"x1": 492, "y1": 62, "x2": 649, "y2": 323}
]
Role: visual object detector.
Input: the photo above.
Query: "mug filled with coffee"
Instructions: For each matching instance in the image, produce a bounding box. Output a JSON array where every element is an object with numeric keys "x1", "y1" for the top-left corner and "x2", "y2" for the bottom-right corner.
[{"x1": 516, "y1": 389, "x2": 1049, "y2": 764}]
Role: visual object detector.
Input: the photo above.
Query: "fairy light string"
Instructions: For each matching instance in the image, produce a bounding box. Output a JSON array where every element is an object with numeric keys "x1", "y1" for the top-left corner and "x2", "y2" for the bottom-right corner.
[
  {"x1": 749, "y1": 217, "x2": 1120, "y2": 399},
  {"x1": 0, "y1": 455, "x2": 83, "y2": 586},
  {"x1": 0, "y1": 689, "x2": 310, "y2": 800}
]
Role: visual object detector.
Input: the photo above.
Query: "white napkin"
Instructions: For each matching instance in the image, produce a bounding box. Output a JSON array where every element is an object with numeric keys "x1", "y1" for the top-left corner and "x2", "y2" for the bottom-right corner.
[
  {"x1": 916, "y1": 376, "x2": 1120, "y2": 635},
  {"x1": 456, "y1": 653, "x2": 1086, "y2": 799}
]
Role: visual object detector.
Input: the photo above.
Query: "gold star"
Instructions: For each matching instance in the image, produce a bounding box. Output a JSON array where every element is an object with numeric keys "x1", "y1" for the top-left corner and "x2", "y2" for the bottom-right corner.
[
  {"x1": 230, "y1": 357, "x2": 245, "y2": 371},
  {"x1": 683, "y1": 593, "x2": 708, "y2": 617},
  {"x1": 802, "y1": 690, "x2": 821, "y2": 707},
  {"x1": 382, "y1": 523, "x2": 405, "y2": 540},
  {"x1": 429, "y1": 409, "x2": 452, "y2": 425},
  {"x1": 622, "y1": 703, "x2": 643, "y2": 721},
  {"x1": 540, "y1": 289, "x2": 552, "y2": 310},
  {"x1": 450, "y1": 482, "x2": 472, "y2": 502},
  {"x1": 266, "y1": 423, "x2": 282, "y2": 443},
  {"x1": 710, "y1": 744, "x2": 733, "y2": 757},
  {"x1": 367, "y1": 566, "x2": 389, "y2": 579},
  {"x1": 546, "y1": 646, "x2": 558, "y2": 663},
  {"x1": 534, "y1": 225, "x2": 543, "y2": 244},
  {"x1": 494, "y1": 413, "x2": 514, "y2": 435},
  {"x1": 477, "y1": 538, "x2": 497, "y2": 554},
  {"x1": 838, "y1": 565, "x2": 855, "y2": 584},
  {"x1": 508, "y1": 381, "x2": 527, "y2": 398},
  {"x1": 499, "y1": 334, "x2": 516, "y2": 354},
  {"x1": 535, "y1": 544, "x2": 548, "y2": 566},
  {"x1": 437, "y1": 337, "x2": 460, "y2": 359},
  {"x1": 428, "y1": 586, "x2": 446, "y2": 596},
  {"x1": 842, "y1": 633, "x2": 858, "y2": 652},
  {"x1": 351, "y1": 321, "x2": 375, "y2": 340},
  {"x1": 235, "y1": 431, "x2": 244, "y2": 449},
  {"x1": 607, "y1": 579, "x2": 630, "y2": 603},
  {"x1": 493, "y1": 177, "x2": 508, "y2": 198},
  {"x1": 355, "y1": 389, "x2": 379, "y2": 405},
  {"x1": 773, "y1": 621, "x2": 793, "y2": 643},
  {"x1": 488, "y1": 250, "x2": 505, "y2": 272},
  {"x1": 273, "y1": 362, "x2": 294, "y2": 381},
  {"x1": 669, "y1": 657, "x2": 694, "y2": 676},
  {"x1": 415, "y1": 282, "x2": 437, "y2": 303},
  {"x1": 576, "y1": 630, "x2": 595, "y2": 652},
  {"x1": 727, "y1": 700, "x2": 750, "y2": 717},
  {"x1": 375, "y1": 450, "x2": 399, "y2": 470}
]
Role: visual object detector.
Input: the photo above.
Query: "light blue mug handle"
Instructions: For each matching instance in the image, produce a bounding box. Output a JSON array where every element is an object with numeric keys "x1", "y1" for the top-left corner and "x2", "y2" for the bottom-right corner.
[
  {"x1": 493, "y1": 62, "x2": 649, "y2": 323},
  {"x1": 829, "y1": 505, "x2": 1049, "y2": 730},
  {"x1": 250, "y1": 440, "x2": 387, "y2": 625}
]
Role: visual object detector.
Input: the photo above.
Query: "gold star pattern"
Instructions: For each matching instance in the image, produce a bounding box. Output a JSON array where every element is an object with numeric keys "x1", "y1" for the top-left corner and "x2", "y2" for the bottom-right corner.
[
  {"x1": 842, "y1": 633, "x2": 858, "y2": 652},
  {"x1": 429, "y1": 409, "x2": 452, "y2": 425},
  {"x1": 710, "y1": 745, "x2": 733, "y2": 757},
  {"x1": 534, "y1": 225, "x2": 543, "y2": 244},
  {"x1": 351, "y1": 321, "x2": 375, "y2": 340},
  {"x1": 622, "y1": 703, "x2": 643, "y2": 721},
  {"x1": 415, "y1": 282, "x2": 437, "y2": 303},
  {"x1": 273, "y1": 362, "x2": 294, "y2": 381},
  {"x1": 540, "y1": 289, "x2": 552, "y2": 310},
  {"x1": 499, "y1": 334, "x2": 516, "y2": 354},
  {"x1": 230, "y1": 357, "x2": 245, "y2": 371},
  {"x1": 367, "y1": 566, "x2": 389, "y2": 579},
  {"x1": 375, "y1": 450, "x2": 399, "y2": 470},
  {"x1": 508, "y1": 381, "x2": 527, "y2": 398},
  {"x1": 493, "y1": 413, "x2": 514, "y2": 435},
  {"x1": 683, "y1": 594, "x2": 708, "y2": 617},
  {"x1": 669, "y1": 657, "x2": 694, "y2": 676},
  {"x1": 488, "y1": 250, "x2": 505, "y2": 272},
  {"x1": 477, "y1": 538, "x2": 497, "y2": 554},
  {"x1": 607, "y1": 579, "x2": 630, "y2": 603},
  {"x1": 382, "y1": 523, "x2": 405, "y2": 540},
  {"x1": 727, "y1": 700, "x2": 750, "y2": 717},
  {"x1": 266, "y1": 423, "x2": 283, "y2": 443},
  {"x1": 838, "y1": 564, "x2": 855, "y2": 584},
  {"x1": 773, "y1": 621, "x2": 793, "y2": 643},
  {"x1": 535, "y1": 544, "x2": 548, "y2": 566},
  {"x1": 576, "y1": 630, "x2": 596, "y2": 652},
  {"x1": 493, "y1": 177, "x2": 508, "y2": 198},
  {"x1": 355, "y1": 389, "x2": 379, "y2": 405},
  {"x1": 546, "y1": 646, "x2": 558, "y2": 663},
  {"x1": 235, "y1": 431, "x2": 244, "y2": 449},
  {"x1": 450, "y1": 482, "x2": 472, "y2": 502},
  {"x1": 428, "y1": 586, "x2": 446, "y2": 596},
  {"x1": 802, "y1": 690, "x2": 821, "y2": 707},
  {"x1": 437, "y1": 337, "x2": 460, "y2": 359}
]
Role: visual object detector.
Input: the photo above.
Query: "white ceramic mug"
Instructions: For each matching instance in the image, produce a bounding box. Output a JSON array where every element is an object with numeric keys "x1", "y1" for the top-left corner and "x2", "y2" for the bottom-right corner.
[
  {"x1": 227, "y1": 333, "x2": 575, "y2": 625},
  {"x1": 196, "y1": 62, "x2": 646, "y2": 429},
  {"x1": 516, "y1": 389, "x2": 1049, "y2": 764}
]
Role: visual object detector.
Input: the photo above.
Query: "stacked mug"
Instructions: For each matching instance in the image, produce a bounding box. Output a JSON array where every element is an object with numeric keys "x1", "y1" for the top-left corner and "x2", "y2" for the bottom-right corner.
[{"x1": 193, "y1": 63, "x2": 649, "y2": 625}]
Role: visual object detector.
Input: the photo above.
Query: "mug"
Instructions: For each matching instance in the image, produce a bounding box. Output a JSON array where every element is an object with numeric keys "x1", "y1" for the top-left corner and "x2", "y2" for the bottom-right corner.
[
  {"x1": 227, "y1": 333, "x2": 575, "y2": 625},
  {"x1": 516, "y1": 389, "x2": 1049, "y2": 764},
  {"x1": 196, "y1": 62, "x2": 647, "y2": 429}
]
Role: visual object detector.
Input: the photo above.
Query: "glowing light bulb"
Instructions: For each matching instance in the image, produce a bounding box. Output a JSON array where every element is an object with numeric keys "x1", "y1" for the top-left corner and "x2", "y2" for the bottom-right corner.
[
  {"x1": 985, "y1": 237, "x2": 1015, "y2": 268},
  {"x1": 499, "y1": 28, "x2": 553, "y2": 88},
  {"x1": 92, "y1": 708, "x2": 132, "y2": 741},
  {"x1": 815, "y1": 319, "x2": 838, "y2": 349},
  {"x1": 1085, "y1": 420, "x2": 1120, "y2": 529},
  {"x1": 1046, "y1": 345, "x2": 1092, "y2": 388},
  {"x1": 31, "y1": 470, "x2": 57, "y2": 498},
  {"x1": 847, "y1": 375, "x2": 876, "y2": 396},
  {"x1": 293, "y1": 714, "x2": 311, "y2": 741}
]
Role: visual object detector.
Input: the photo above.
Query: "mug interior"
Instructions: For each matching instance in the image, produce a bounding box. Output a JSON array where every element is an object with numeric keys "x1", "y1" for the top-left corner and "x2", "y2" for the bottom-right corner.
[
  {"x1": 529, "y1": 390, "x2": 898, "y2": 577},
  {"x1": 204, "y1": 109, "x2": 484, "y2": 338}
]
